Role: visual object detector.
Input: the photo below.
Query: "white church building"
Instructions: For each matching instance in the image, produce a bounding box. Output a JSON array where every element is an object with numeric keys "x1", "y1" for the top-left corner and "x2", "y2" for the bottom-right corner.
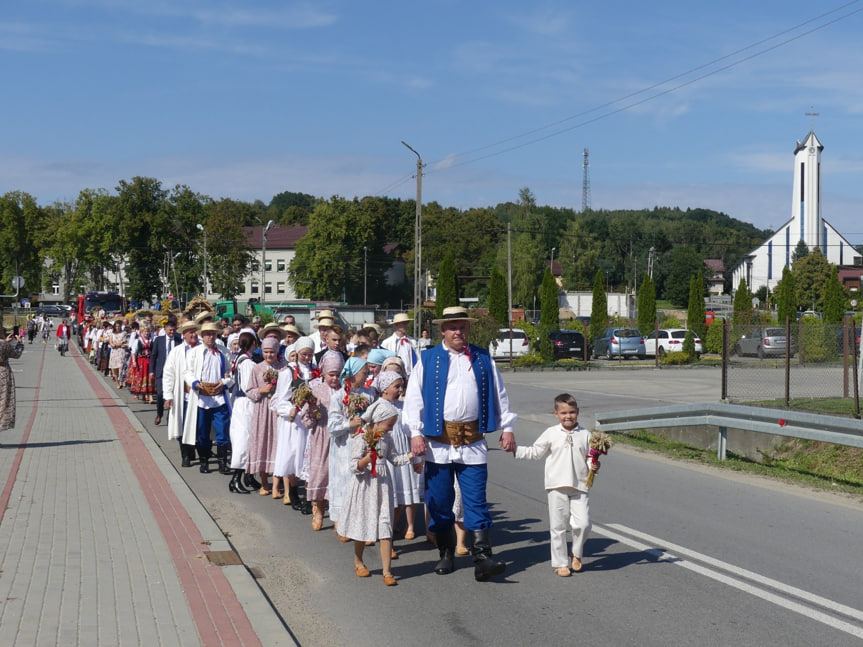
[{"x1": 732, "y1": 130, "x2": 857, "y2": 293}]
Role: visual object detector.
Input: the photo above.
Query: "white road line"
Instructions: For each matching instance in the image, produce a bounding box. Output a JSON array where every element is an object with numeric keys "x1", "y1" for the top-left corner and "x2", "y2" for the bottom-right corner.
[{"x1": 593, "y1": 523, "x2": 863, "y2": 640}]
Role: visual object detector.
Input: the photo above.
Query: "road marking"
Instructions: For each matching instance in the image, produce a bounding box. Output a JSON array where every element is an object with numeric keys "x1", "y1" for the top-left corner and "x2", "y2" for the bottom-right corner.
[{"x1": 594, "y1": 523, "x2": 863, "y2": 639}]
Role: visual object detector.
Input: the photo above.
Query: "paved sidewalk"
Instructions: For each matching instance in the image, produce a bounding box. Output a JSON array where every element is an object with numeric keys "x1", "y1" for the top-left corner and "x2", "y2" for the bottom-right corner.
[{"x1": 0, "y1": 341, "x2": 296, "y2": 646}]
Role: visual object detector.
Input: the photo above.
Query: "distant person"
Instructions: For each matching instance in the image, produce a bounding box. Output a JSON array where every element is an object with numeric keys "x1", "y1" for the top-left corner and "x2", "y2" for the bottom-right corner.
[
  {"x1": 56, "y1": 319, "x2": 71, "y2": 356},
  {"x1": 513, "y1": 393, "x2": 598, "y2": 577},
  {"x1": 0, "y1": 325, "x2": 25, "y2": 432}
]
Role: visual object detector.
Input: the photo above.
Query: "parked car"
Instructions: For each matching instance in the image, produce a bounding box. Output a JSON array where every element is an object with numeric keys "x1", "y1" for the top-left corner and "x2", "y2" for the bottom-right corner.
[
  {"x1": 733, "y1": 327, "x2": 792, "y2": 358},
  {"x1": 548, "y1": 330, "x2": 590, "y2": 360},
  {"x1": 643, "y1": 328, "x2": 703, "y2": 358},
  {"x1": 592, "y1": 327, "x2": 646, "y2": 360},
  {"x1": 489, "y1": 328, "x2": 530, "y2": 360},
  {"x1": 35, "y1": 305, "x2": 66, "y2": 318},
  {"x1": 836, "y1": 326, "x2": 862, "y2": 355}
]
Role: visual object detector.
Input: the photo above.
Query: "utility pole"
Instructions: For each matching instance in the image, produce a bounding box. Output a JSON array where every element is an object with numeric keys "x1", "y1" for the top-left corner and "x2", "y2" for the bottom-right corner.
[
  {"x1": 196, "y1": 224, "x2": 207, "y2": 298},
  {"x1": 402, "y1": 141, "x2": 424, "y2": 336},
  {"x1": 363, "y1": 246, "x2": 368, "y2": 305},
  {"x1": 261, "y1": 220, "x2": 275, "y2": 314}
]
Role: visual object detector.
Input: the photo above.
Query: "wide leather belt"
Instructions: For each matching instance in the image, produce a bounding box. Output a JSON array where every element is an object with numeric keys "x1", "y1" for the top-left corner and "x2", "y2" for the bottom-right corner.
[{"x1": 434, "y1": 420, "x2": 482, "y2": 447}]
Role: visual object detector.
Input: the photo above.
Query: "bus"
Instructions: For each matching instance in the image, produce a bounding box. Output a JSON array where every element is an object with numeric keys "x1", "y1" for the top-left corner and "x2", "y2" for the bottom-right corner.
[{"x1": 77, "y1": 291, "x2": 126, "y2": 321}]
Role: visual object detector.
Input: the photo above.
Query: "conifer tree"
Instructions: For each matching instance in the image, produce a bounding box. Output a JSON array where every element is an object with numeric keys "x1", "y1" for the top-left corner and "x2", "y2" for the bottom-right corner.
[
  {"x1": 435, "y1": 252, "x2": 458, "y2": 319},
  {"x1": 539, "y1": 267, "x2": 558, "y2": 360},
  {"x1": 687, "y1": 270, "x2": 707, "y2": 340},
  {"x1": 822, "y1": 265, "x2": 846, "y2": 324},
  {"x1": 775, "y1": 266, "x2": 797, "y2": 327},
  {"x1": 488, "y1": 265, "x2": 508, "y2": 326},
  {"x1": 637, "y1": 272, "x2": 656, "y2": 336},
  {"x1": 590, "y1": 269, "x2": 607, "y2": 342},
  {"x1": 733, "y1": 278, "x2": 753, "y2": 324}
]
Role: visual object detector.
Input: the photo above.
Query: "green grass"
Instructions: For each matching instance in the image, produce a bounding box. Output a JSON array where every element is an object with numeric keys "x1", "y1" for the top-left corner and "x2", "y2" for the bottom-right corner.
[
  {"x1": 748, "y1": 398, "x2": 861, "y2": 417},
  {"x1": 613, "y1": 430, "x2": 863, "y2": 497}
]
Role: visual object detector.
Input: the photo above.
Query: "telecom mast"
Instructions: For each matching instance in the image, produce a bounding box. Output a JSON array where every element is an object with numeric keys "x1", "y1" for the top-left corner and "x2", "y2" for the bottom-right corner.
[{"x1": 582, "y1": 148, "x2": 591, "y2": 212}]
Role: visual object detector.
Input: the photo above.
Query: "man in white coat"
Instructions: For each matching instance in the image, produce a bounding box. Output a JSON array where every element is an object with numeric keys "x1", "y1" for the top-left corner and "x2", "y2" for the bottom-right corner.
[
  {"x1": 183, "y1": 322, "x2": 234, "y2": 474},
  {"x1": 164, "y1": 321, "x2": 200, "y2": 468},
  {"x1": 380, "y1": 312, "x2": 418, "y2": 377}
]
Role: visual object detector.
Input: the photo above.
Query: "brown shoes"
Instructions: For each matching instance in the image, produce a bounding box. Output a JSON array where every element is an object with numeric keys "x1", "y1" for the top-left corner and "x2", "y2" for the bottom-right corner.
[
  {"x1": 355, "y1": 565, "x2": 370, "y2": 578},
  {"x1": 154, "y1": 415, "x2": 161, "y2": 426},
  {"x1": 382, "y1": 574, "x2": 397, "y2": 586}
]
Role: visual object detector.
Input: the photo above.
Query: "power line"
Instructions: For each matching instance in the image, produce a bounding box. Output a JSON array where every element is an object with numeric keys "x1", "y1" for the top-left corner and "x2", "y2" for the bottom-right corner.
[{"x1": 380, "y1": 1, "x2": 861, "y2": 188}]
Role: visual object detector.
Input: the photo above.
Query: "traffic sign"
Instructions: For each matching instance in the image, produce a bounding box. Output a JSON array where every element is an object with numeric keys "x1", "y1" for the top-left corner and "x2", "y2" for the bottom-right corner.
[{"x1": 11, "y1": 276, "x2": 24, "y2": 289}]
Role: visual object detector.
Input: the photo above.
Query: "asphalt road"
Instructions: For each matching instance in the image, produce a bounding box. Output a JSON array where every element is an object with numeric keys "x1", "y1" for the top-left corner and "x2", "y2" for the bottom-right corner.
[{"x1": 131, "y1": 364, "x2": 863, "y2": 647}]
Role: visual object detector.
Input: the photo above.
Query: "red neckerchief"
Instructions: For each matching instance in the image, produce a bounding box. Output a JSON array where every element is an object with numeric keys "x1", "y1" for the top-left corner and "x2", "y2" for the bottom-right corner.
[
  {"x1": 364, "y1": 377, "x2": 374, "y2": 388},
  {"x1": 461, "y1": 346, "x2": 472, "y2": 371},
  {"x1": 342, "y1": 379, "x2": 351, "y2": 405}
]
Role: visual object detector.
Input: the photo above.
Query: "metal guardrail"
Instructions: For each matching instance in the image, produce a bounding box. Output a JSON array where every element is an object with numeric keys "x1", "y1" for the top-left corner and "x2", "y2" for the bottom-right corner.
[{"x1": 594, "y1": 402, "x2": 863, "y2": 460}]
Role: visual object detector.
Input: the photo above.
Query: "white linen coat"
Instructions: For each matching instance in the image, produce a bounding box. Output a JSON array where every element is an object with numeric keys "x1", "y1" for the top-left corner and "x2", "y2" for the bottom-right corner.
[{"x1": 181, "y1": 343, "x2": 234, "y2": 444}]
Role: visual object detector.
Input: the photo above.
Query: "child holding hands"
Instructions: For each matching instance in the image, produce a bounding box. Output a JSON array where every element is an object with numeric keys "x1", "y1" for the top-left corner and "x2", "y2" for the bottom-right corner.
[
  {"x1": 340, "y1": 399, "x2": 414, "y2": 586},
  {"x1": 514, "y1": 393, "x2": 598, "y2": 577}
]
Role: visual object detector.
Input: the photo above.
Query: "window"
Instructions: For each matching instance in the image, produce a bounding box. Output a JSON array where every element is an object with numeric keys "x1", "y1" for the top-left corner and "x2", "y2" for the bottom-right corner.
[
  {"x1": 264, "y1": 259, "x2": 272, "y2": 272},
  {"x1": 277, "y1": 259, "x2": 286, "y2": 272},
  {"x1": 250, "y1": 281, "x2": 259, "y2": 294},
  {"x1": 251, "y1": 261, "x2": 259, "y2": 272},
  {"x1": 276, "y1": 282, "x2": 286, "y2": 294},
  {"x1": 264, "y1": 282, "x2": 272, "y2": 294},
  {"x1": 51, "y1": 284, "x2": 60, "y2": 296}
]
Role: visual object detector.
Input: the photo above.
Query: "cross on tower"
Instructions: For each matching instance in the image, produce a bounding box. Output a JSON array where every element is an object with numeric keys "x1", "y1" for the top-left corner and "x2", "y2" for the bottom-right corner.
[{"x1": 805, "y1": 106, "x2": 819, "y2": 130}]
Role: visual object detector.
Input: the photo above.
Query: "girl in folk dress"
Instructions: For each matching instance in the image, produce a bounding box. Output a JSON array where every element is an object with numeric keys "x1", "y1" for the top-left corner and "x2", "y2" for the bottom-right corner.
[
  {"x1": 108, "y1": 321, "x2": 128, "y2": 386},
  {"x1": 131, "y1": 324, "x2": 155, "y2": 403},
  {"x1": 376, "y1": 361, "x2": 422, "y2": 544},
  {"x1": 306, "y1": 351, "x2": 345, "y2": 530},
  {"x1": 245, "y1": 337, "x2": 286, "y2": 495},
  {"x1": 327, "y1": 356, "x2": 374, "y2": 538},
  {"x1": 227, "y1": 332, "x2": 259, "y2": 494},
  {"x1": 121, "y1": 321, "x2": 138, "y2": 389},
  {"x1": 342, "y1": 399, "x2": 414, "y2": 586}
]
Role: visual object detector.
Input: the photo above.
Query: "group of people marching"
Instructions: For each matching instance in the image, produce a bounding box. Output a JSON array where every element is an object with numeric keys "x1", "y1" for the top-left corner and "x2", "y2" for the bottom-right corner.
[{"x1": 78, "y1": 305, "x2": 600, "y2": 585}]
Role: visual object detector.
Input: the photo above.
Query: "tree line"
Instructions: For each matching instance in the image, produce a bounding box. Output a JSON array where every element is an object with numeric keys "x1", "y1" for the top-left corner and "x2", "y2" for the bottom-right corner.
[{"x1": 1, "y1": 180, "x2": 771, "y2": 310}]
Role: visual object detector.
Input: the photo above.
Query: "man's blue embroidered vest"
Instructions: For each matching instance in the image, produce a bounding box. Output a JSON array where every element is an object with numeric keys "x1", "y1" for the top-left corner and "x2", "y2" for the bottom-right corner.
[{"x1": 419, "y1": 343, "x2": 498, "y2": 437}]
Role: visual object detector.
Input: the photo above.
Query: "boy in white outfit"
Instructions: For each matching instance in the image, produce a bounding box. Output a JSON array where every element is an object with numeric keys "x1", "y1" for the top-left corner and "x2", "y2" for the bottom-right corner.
[{"x1": 514, "y1": 393, "x2": 597, "y2": 577}]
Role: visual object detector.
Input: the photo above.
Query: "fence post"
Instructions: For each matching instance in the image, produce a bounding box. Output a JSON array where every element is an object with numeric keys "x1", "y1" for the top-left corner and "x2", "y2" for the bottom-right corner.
[
  {"x1": 785, "y1": 316, "x2": 791, "y2": 408},
  {"x1": 717, "y1": 426, "x2": 727, "y2": 460},
  {"x1": 844, "y1": 316, "x2": 850, "y2": 399},
  {"x1": 721, "y1": 318, "x2": 728, "y2": 401}
]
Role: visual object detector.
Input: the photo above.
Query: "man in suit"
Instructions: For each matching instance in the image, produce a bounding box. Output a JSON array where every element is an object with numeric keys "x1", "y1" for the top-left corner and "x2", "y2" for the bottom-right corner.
[{"x1": 150, "y1": 317, "x2": 182, "y2": 426}]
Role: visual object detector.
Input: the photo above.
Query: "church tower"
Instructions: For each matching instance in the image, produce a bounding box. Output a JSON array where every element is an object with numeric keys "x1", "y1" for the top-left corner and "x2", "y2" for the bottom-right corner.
[{"x1": 791, "y1": 130, "x2": 824, "y2": 254}]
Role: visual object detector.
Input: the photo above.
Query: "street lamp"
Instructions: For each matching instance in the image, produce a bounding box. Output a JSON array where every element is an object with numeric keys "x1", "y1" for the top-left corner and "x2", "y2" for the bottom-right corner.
[
  {"x1": 402, "y1": 141, "x2": 423, "y2": 336},
  {"x1": 261, "y1": 219, "x2": 275, "y2": 313},
  {"x1": 550, "y1": 247, "x2": 556, "y2": 275},
  {"x1": 363, "y1": 246, "x2": 368, "y2": 305},
  {"x1": 196, "y1": 224, "x2": 207, "y2": 298}
]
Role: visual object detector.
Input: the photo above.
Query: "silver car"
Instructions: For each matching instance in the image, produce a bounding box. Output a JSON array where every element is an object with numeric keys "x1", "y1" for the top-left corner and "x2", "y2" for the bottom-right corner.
[{"x1": 734, "y1": 328, "x2": 791, "y2": 358}]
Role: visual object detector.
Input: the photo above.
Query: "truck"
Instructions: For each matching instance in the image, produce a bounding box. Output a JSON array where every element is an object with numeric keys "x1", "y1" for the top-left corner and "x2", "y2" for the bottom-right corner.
[{"x1": 77, "y1": 291, "x2": 126, "y2": 321}]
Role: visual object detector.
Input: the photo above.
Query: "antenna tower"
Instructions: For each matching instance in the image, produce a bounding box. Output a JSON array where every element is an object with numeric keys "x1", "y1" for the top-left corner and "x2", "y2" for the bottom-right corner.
[{"x1": 582, "y1": 148, "x2": 591, "y2": 212}]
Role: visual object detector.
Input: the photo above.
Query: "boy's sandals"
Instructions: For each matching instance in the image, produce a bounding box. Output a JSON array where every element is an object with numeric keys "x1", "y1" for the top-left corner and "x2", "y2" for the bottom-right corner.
[
  {"x1": 455, "y1": 546, "x2": 470, "y2": 556},
  {"x1": 571, "y1": 556, "x2": 583, "y2": 572},
  {"x1": 258, "y1": 488, "x2": 271, "y2": 496},
  {"x1": 556, "y1": 567, "x2": 572, "y2": 577},
  {"x1": 354, "y1": 564, "x2": 371, "y2": 578},
  {"x1": 404, "y1": 530, "x2": 416, "y2": 540}
]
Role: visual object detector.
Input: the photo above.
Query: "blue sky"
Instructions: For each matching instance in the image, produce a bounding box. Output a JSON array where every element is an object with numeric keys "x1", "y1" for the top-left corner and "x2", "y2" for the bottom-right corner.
[{"x1": 2, "y1": 1, "x2": 862, "y2": 243}]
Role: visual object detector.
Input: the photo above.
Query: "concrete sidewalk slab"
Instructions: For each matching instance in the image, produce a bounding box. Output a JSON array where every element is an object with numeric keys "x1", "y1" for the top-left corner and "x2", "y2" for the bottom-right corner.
[{"x1": 0, "y1": 341, "x2": 295, "y2": 646}]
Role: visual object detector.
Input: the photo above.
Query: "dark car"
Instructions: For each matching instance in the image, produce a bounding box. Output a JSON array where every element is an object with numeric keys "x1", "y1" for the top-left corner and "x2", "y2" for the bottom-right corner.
[
  {"x1": 548, "y1": 330, "x2": 589, "y2": 360},
  {"x1": 36, "y1": 305, "x2": 66, "y2": 318}
]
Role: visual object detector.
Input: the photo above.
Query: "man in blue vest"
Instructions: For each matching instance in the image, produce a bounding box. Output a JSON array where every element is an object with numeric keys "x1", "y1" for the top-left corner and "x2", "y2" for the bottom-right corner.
[{"x1": 405, "y1": 306, "x2": 517, "y2": 581}]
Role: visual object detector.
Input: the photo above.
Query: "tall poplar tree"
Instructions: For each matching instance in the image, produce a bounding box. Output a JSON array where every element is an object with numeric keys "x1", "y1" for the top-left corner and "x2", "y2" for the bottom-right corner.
[
  {"x1": 637, "y1": 272, "x2": 656, "y2": 336},
  {"x1": 539, "y1": 267, "x2": 558, "y2": 360},
  {"x1": 687, "y1": 270, "x2": 707, "y2": 339},
  {"x1": 435, "y1": 252, "x2": 458, "y2": 319},
  {"x1": 822, "y1": 265, "x2": 846, "y2": 324},
  {"x1": 775, "y1": 266, "x2": 797, "y2": 326},
  {"x1": 733, "y1": 278, "x2": 753, "y2": 324},
  {"x1": 488, "y1": 265, "x2": 507, "y2": 326},
  {"x1": 590, "y1": 269, "x2": 607, "y2": 342}
]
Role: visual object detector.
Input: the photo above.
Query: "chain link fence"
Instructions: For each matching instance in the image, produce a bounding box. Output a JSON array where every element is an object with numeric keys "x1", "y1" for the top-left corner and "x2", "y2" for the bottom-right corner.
[{"x1": 721, "y1": 318, "x2": 862, "y2": 414}]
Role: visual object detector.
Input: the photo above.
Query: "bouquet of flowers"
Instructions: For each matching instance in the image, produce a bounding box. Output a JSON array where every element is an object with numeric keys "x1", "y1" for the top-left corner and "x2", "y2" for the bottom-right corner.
[
  {"x1": 289, "y1": 382, "x2": 320, "y2": 421},
  {"x1": 262, "y1": 368, "x2": 280, "y2": 397},
  {"x1": 360, "y1": 426, "x2": 384, "y2": 476},
  {"x1": 585, "y1": 431, "x2": 613, "y2": 488},
  {"x1": 346, "y1": 393, "x2": 370, "y2": 418}
]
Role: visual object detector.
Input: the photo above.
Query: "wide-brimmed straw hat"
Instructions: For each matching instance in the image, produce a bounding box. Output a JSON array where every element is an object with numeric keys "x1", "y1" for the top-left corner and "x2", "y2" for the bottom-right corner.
[
  {"x1": 200, "y1": 322, "x2": 222, "y2": 335},
  {"x1": 179, "y1": 321, "x2": 199, "y2": 334},
  {"x1": 432, "y1": 306, "x2": 477, "y2": 325},
  {"x1": 194, "y1": 311, "x2": 215, "y2": 325},
  {"x1": 258, "y1": 322, "x2": 284, "y2": 340},
  {"x1": 391, "y1": 313, "x2": 410, "y2": 325},
  {"x1": 280, "y1": 323, "x2": 302, "y2": 337}
]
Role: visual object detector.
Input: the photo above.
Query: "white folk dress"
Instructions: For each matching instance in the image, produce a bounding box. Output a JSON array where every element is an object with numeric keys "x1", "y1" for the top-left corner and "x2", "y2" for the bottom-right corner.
[
  {"x1": 387, "y1": 400, "x2": 422, "y2": 505},
  {"x1": 340, "y1": 431, "x2": 412, "y2": 543},
  {"x1": 327, "y1": 385, "x2": 374, "y2": 525}
]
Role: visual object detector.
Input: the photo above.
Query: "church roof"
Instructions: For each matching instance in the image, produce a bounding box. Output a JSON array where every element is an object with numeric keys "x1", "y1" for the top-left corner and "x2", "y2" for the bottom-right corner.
[{"x1": 794, "y1": 130, "x2": 823, "y2": 155}]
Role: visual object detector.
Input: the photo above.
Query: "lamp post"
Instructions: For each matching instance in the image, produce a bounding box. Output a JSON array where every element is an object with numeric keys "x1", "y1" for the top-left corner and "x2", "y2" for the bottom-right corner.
[
  {"x1": 261, "y1": 219, "x2": 275, "y2": 314},
  {"x1": 363, "y1": 246, "x2": 368, "y2": 305},
  {"x1": 401, "y1": 141, "x2": 423, "y2": 337},
  {"x1": 196, "y1": 224, "x2": 207, "y2": 298},
  {"x1": 550, "y1": 247, "x2": 555, "y2": 275}
]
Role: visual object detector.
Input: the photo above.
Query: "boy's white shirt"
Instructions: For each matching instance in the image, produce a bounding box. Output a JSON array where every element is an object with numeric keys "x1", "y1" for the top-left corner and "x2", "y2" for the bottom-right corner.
[{"x1": 515, "y1": 423, "x2": 592, "y2": 493}]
